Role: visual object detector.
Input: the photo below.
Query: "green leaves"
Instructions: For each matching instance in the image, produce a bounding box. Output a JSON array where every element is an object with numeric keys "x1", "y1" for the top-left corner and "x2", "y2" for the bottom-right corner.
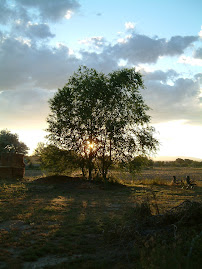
[{"x1": 39, "y1": 145, "x2": 78, "y2": 174}]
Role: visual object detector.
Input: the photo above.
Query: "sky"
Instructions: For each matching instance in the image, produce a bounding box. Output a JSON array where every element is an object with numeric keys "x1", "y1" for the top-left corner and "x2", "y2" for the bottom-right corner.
[{"x1": 0, "y1": 0, "x2": 202, "y2": 160}]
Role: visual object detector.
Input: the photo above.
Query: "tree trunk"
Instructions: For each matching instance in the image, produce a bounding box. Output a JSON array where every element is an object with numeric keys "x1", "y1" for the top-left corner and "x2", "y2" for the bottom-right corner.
[
  {"x1": 88, "y1": 147, "x2": 93, "y2": 181},
  {"x1": 88, "y1": 157, "x2": 92, "y2": 181}
]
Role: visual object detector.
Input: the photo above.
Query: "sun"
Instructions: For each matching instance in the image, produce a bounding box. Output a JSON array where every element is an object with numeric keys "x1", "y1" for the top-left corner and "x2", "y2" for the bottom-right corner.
[{"x1": 88, "y1": 143, "x2": 94, "y2": 149}]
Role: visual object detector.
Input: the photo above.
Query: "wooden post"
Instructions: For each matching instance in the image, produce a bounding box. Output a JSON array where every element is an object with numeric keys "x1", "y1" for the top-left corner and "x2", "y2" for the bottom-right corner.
[{"x1": 172, "y1": 176, "x2": 177, "y2": 184}]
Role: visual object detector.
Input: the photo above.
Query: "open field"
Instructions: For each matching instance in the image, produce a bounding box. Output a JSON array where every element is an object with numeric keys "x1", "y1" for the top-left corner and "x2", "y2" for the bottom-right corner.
[
  {"x1": 111, "y1": 167, "x2": 202, "y2": 186},
  {"x1": 0, "y1": 168, "x2": 201, "y2": 268}
]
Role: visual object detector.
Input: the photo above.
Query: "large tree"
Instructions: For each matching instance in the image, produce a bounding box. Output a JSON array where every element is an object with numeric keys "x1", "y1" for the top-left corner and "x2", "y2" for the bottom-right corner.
[
  {"x1": 47, "y1": 66, "x2": 158, "y2": 180},
  {"x1": 0, "y1": 129, "x2": 29, "y2": 155}
]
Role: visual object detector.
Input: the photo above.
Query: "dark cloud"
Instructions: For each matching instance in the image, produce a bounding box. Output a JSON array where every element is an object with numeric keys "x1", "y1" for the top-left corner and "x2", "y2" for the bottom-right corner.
[
  {"x1": 0, "y1": 37, "x2": 79, "y2": 90},
  {"x1": 16, "y1": 0, "x2": 80, "y2": 22},
  {"x1": 0, "y1": 0, "x2": 80, "y2": 30},
  {"x1": 80, "y1": 51, "x2": 119, "y2": 73},
  {"x1": 0, "y1": 1, "x2": 30, "y2": 25},
  {"x1": 165, "y1": 36, "x2": 198, "y2": 56},
  {"x1": 142, "y1": 73, "x2": 202, "y2": 124},
  {"x1": 142, "y1": 69, "x2": 178, "y2": 83},
  {"x1": 12, "y1": 22, "x2": 55, "y2": 40},
  {"x1": 194, "y1": 47, "x2": 202, "y2": 59},
  {"x1": 25, "y1": 23, "x2": 55, "y2": 39},
  {"x1": 195, "y1": 73, "x2": 202, "y2": 81},
  {"x1": 109, "y1": 34, "x2": 198, "y2": 64}
]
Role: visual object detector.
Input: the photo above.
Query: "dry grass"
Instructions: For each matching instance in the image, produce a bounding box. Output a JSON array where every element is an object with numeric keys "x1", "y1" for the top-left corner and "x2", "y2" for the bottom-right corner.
[
  {"x1": 111, "y1": 167, "x2": 202, "y2": 186},
  {"x1": 0, "y1": 167, "x2": 201, "y2": 268}
]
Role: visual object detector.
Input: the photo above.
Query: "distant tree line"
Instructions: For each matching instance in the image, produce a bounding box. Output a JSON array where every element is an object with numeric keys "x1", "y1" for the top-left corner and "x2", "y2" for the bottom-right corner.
[{"x1": 154, "y1": 158, "x2": 202, "y2": 168}]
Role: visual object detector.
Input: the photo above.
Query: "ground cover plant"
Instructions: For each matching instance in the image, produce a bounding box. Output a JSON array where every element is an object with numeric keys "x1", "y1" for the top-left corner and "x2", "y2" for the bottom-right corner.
[{"x1": 0, "y1": 168, "x2": 201, "y2": 268}]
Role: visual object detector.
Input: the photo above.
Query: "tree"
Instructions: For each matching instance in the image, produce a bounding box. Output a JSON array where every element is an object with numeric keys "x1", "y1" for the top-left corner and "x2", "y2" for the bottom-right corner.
[
  {"x1": 47, "y1": 66, "x2": 158, "y2": 180},
  {"x1": 0, "y1": 129, "x2": 29, "y2": 155},
  {"x1": 33, "y1": 142, "x2": 46, "y2": 157},
  {"x1": 126, "y1": 156, "x2": 154, "y2": 173},
  {"x1": 34, "y1": 144, "x2": 78, "y2": 174}
]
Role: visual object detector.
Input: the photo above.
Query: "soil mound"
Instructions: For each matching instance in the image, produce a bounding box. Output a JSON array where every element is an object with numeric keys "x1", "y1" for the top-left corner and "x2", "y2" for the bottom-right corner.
[{"x1": 34, "y1": 175, "x2": 84, "y2": 184}]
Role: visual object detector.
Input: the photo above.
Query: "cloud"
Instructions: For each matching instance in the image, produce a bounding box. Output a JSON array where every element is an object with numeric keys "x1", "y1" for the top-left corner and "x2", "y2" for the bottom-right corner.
[
  {"x1": 142, "y1": 72, "x2": 202, "y2": 124},
  {"x1": 12, "y1": 21, "x2": 55, "y2": 40},
  {"x1": 64, "y1": 10, "x2": 74, "y2": 20},
  {"x1": 194, "y1": 47, "x2": 202, "y2": 59},
  {"x1": 0, "y1": 30, "x2": 199, "y2": 93},
  {"x1": 109, "y1": 34, "x2": 198, "y2": 64},
  {"x1": 165, "y1": 36, "x2": 198, "y2": 55},
  {"x1": 26, "y1": 23, "x2": 55, "y2": 39},
  {"x1": 79, "y1": 36, "x2": 106, "y2": 49},
  {"x1": 0, "y1": 88, "x2": 54, "y2": 129},
  {"x1": 0, "y1": 0, "x2": 15, "y2": 24},
  {"x1": 80, "y1": 51, "x2": 119, "y2": 74},
  {"x1": 0, "y1": 1, "x2": 201, "y2": 129},
  {"x1": 0, "y1": 36, "x2": 79, "y2": 90},
  {"x1": 178, "y1": 55, "x2": 202, "y2": 66},
  {"x1": 0, "y1": 0, "x2": 80, "y2": 30},
  {"x1": 199, "y1": 26, "x2": 202, "y2": 38},
  {"x1": 125, "y1": 22, "x2": 135, "y2": 30},
  {"x1": 142, "y1": 69, "x2": 179, "y2": 82},
  {"x1": 16, "y1": 0, "x2": 80, "y2": 22},
  {"x1": 0, "y1": 1, "x2": 30, "y2": 25}
]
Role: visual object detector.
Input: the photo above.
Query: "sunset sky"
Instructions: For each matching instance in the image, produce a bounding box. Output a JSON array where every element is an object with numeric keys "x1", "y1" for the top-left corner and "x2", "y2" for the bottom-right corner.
[{"x1": 0, "y1": 0, "x2": 202, "y2": 159}]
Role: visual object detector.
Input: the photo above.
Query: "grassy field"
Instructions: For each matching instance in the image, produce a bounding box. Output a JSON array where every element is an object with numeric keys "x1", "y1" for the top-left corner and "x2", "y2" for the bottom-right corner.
[{"x1": 0, "y1": 168, "x2": 201, "y2": 268}]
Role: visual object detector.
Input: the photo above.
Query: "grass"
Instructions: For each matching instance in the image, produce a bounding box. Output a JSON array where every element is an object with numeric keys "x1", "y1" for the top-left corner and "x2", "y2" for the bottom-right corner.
[{"x1": 0, "y1": 167, "x2": 201, "y2": 268}]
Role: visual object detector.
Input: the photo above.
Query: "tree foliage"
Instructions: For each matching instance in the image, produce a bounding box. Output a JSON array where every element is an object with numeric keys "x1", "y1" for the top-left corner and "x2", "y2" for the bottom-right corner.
[
  {"x1": 47, "y1": 66, "x2": 158, "y2": 179},
  {"x1": 0, "y1": 129, "x2": 29, "y2": 155},
  {"x1": 34, "y1": 143, "x2": 78, "y2": 174},
  {"x1": 126, "y1": 156, "x2": 154, "y2": 173}
]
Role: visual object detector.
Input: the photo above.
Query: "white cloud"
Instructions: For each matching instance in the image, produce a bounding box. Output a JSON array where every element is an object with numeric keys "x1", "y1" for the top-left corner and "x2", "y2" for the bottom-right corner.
[
  {"x1": 117, "y1": 38, "x2": 127, "y2": 44},
  {"x1": 15, "y1": 37, "x2": 31, "y2": 47},
  {"x1": 79, "y1": 36, "x2": 104, "y2": 44},
  {"x1": 79, "y1": 36, "x2": 105, "y2": 49},
  {"x1": 117, "y1": 34, "x2": 132, "y2": 44},
  {"x1": 199, "y1": 26, "x2": 202, "y2": 38},
  {"x1": 125, "y1": 22, "x2": 135, "y2": 30},
  {"x1": 65, "y1": 10, "x2": 73, "y2": 20},
  {"x1": 118, "y1": 59, "x2": 128, "y2": 67},
  {"x1": 178, "y1": 55, "x2": 202, "y2": 66}
]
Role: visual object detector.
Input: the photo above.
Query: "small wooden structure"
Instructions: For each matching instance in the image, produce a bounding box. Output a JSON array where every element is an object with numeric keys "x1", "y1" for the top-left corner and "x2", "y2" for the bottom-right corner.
[{"x1": 0, "y1": 153, "x2": 25, "y2": 179}]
